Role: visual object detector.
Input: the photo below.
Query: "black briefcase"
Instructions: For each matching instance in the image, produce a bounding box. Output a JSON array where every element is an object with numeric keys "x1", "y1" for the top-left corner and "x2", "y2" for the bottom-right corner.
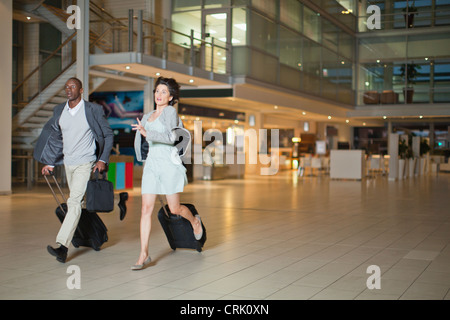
[{"x1": 85, "y1": 171, "x2": 114, "y2": 212}]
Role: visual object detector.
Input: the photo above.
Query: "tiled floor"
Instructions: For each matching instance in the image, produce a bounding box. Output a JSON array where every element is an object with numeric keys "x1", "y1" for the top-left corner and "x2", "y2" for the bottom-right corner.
[{"x1": 1, "y1": 170, "x2": 450, "y2": 300}]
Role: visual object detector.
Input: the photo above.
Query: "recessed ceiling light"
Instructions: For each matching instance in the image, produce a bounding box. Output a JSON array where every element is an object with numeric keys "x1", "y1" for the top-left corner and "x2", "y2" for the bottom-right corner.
[
  {"x1": 189, "y1": 79, "x2": 194, "y2": 83},
  {"x1": 346, "y1": 119, "x2": 350, "y2": 123},
  {"x1": 274, "y1": 105, "x2": 278, "y2": 109},
  {"x1": 156, "y1": 72, "x2": 161, "y2": 76},
  {"x1": 26, "y1": 16, "x2": 31, "y2": 20},
  {"x1": 383, "y1": 116, "x2": 387, "y2": 119},
  {"x1": 302, "y1": 112, "x2": 306, "y2": 115},
  {"x1": 328, "y1": 116, "x2": 332, "y2": 119},
  {"x1": 125, "y1": 65, "x2": 131, "y2": 70}
]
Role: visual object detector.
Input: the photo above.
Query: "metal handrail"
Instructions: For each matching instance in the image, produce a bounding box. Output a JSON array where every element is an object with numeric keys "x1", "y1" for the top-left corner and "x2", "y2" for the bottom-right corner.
[
  {"x1": 12, "y1": 32, "x2": 76, "y2": 94},
  {"x1": 13, "y1": 3, "x2": 231, "y2": 102}
]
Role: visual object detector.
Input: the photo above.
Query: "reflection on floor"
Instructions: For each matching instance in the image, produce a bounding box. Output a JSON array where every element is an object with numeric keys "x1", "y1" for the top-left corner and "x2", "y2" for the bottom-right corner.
[{"x1": 1, "y1": 171, "x2": 450, "y2": 300}]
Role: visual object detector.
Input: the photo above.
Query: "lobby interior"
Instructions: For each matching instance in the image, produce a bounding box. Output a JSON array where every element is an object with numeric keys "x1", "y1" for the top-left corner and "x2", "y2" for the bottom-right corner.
[{"x1": 1, "y1": 0, "x2": 450, "y2": 300}]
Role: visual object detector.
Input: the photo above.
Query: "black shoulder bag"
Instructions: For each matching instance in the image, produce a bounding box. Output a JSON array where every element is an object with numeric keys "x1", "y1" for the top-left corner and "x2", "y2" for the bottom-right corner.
[{"x1": 86, "y1": 170, "x2": 114, "y2": 212}]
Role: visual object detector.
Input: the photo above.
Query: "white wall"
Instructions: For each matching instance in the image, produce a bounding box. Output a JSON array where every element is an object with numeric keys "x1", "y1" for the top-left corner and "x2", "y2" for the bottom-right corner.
[{"x1": 0, "y1": 0, "x2": 12, "y2": 194}]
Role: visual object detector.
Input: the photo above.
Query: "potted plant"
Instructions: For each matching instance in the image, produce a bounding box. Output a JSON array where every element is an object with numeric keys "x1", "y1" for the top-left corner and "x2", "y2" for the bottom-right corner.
[
  {"x1": 407, "y1": 139, "x2": 415, "y2": 178},
  {"x1": 403, "y1": 1, "x2": 418, "y2": 28},
  {"x1": 419, "y1": 139, "x2": 430, "y2": 174},
  {"x1": 400, "y1": 62, "x2": 421, "y2": 103},
  {"x1": 398, "y1": 138, "x2": 408, "y2": 179}
]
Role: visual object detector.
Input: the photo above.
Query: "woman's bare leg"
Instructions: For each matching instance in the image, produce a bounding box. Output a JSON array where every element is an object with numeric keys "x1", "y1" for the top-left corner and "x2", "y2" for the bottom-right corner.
[
  {"x1": 165, "y1": 193, "x2": 202, "y2": 235},
  {"x1": 136, "y1": 193, "x2": 157, "y2": 265}
]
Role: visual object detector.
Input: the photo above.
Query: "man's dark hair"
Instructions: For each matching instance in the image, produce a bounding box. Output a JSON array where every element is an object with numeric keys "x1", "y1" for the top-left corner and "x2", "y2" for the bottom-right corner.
[{"x1": 67, "y1": 77, "x2": 83, "y2": 89}]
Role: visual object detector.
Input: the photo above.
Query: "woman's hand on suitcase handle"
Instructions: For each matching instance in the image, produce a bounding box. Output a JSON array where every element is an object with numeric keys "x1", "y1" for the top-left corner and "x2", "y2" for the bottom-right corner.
[{"x1": 42, "y1": 165, "x2": 54, "y2": 176}]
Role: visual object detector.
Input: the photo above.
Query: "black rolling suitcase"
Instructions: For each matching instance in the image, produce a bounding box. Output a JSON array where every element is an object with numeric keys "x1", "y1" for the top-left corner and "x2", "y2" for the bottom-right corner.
[
  {"x1": 44, "y1": 174, "x2": 108, "y2": 251},
  {"x1": 157, "y1": 196, "x2": 206, "y2": 252}
]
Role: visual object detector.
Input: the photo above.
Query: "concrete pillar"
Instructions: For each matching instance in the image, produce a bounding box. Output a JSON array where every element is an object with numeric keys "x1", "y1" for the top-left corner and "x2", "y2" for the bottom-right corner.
[
  {"x1": 76, "y1": 0, "x2": 89, "y2": 96},
  {"x1": 388, "y1": 133, "x2": 399, "y2": 181},
  {"x1": 429, "y1": 122, "x2": 435, "y2": 153},
  {"x1": 143, "y1": 77, "x2": 154, "y2": 113},
  {"x1": 0, "y1": 0, "x2": 12, "y2": 194}
]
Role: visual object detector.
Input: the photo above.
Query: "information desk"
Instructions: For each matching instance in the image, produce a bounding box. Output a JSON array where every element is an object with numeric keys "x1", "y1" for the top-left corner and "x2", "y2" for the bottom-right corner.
[{"x1": 330, "y1": 150, "x2": 365, "y2": 180}]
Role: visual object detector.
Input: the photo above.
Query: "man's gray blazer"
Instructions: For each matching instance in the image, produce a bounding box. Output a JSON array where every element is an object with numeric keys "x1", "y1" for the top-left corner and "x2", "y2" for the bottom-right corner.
[{"x1": 33, "y1": 100, "x2": 114, "y2": 166}]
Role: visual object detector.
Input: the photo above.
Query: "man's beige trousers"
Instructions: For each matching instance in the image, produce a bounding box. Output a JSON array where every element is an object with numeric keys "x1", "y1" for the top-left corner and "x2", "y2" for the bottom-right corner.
[{"x1": 56, "y1": 161, "x2": 94, "y2": 248}]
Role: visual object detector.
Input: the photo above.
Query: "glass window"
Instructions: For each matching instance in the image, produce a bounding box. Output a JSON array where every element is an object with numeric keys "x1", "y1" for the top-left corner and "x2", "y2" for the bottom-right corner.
[
  {"x1": 358, "y1": 36, "x2": 406, "y2": 63},
  {"x1": 337, "y1": 60, "x2": 354, "y2": 104},
  {"x1": 232, "y1": 0, "x2": 250, "y2": 5},
  {"x1": 408, "y1": 62, "x2": 430, "y2": 103},
  {"x1": 434, "y1": 62, "x2": 450, "y2": 102},
  {"x1": 280, "y1": 63, "x2": 302, "y2": 91},
  {"x1": 251, "y1": 0, "x2": 276, "y2": 19},
  {"x1": 322, "y1": 47, "x2": 338, "y2": 99},
  {"x1": 407, "y1": 33, "x2": 450, "y2": 60},
  {"x1": 280, "y1": 0, "x2": 302, "y2": 33},
  {"x1": 205, "y1": 0, "x2": 230, "y2": 9},
  {"x1": 339, "y1": 31, "x2": 353, "y2": 61},
  {"x1": 250, "y1": 11, "x2": 277, "y2": 56},
  {"x1": 336, "y1": 0, "x2": 355, "y2": 13},
  {"x1": 303, "y1": 38, "x2": 321, "y2": 76},
  {"x1": 39, "y1": 23, "x2": 61, "y2": 52},
  {"x1": 172, "y1": 11, "x2": 202, "y2": 44},
  {"x1": 303, "y1": 6, "x2": 321, "y2": 43},
  {"x1": 279, "y1": 26, "x2": 302, "y2": 70},
  {"x1": 249, "y1": 48, "x2": 278, "y2": 83},
  {"x1": 232, "y1": 46, "x2": 249, "y2": 75},
  {"x1": 173, "y1": 0, "x2": 202, "y2": 11},
  {"x1": 322, "y1": 19, "x2": 338, "y2": 52},
  {"x1": 232, "y1": 7, "x2": 247, "y2": 45},
  {"x1": 43, "y1": 0, "x2": 61, "y2": 8},
  {"x1": 360, "y1": 63, "x2": 386, "y2": 92},
  {"x1": 337, "y1": 58, "x2": 353, "y2": 85},
  {"x1": 302, "y1": 38, "x2": 321, "y2": 96},
  {"x1": 436, "y1": 0, "x2": 450, "y2": 26}
]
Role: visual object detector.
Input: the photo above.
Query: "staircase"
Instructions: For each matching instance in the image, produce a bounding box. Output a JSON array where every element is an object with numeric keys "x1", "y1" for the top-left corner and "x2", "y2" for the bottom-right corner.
[
  {"x1": 12, "y1": 62, "x2": 77, "y2": 150},
  {"x1": 12, "y1": 3, "x2": 115, "y2": 151}
]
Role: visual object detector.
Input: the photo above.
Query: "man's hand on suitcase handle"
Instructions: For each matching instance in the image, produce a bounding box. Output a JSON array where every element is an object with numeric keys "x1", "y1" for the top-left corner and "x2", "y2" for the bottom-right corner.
[
  {"x1": 42, "y1": 165, "x2": 54, "y2": 176},
  {"x1": 92, "y1": 161, "x2": 106, "y2": 173}
]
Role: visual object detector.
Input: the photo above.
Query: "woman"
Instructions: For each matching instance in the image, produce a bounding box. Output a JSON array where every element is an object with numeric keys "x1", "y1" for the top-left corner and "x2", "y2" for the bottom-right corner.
[{"x1": 131, "y1": 77, "x2": 202, "y2": 270}]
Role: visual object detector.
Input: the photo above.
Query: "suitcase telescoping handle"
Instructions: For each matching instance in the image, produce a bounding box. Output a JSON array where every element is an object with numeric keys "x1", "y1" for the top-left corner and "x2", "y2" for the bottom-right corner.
[{"x1": 43, "y1": 172, "x2": 67, "y2": 214}]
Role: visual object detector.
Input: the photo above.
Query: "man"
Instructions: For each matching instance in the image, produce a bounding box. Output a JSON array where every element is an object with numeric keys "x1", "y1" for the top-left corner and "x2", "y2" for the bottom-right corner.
[{"x1": 34, "y1": 77, "x2": 113, "y2": 263}]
